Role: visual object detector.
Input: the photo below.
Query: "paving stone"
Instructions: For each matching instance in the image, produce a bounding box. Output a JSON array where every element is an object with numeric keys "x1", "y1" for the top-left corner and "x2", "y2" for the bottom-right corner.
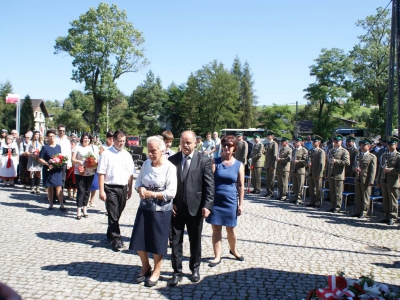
[{"x1": 0, "y1": 184, "x2": 399, "y2": 299}]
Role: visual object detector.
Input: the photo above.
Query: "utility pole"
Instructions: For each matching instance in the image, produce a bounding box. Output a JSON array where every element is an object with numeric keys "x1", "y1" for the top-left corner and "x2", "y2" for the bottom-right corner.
[
  {"x1": 295, "y1": 100, "x2": 298, "y2": 137},
  {"x1": 387, "y1": 0, "x2": 395, "y2": 137},
  {"x1": 396, "y1": 0, "x2": 400, "y2": 136}
]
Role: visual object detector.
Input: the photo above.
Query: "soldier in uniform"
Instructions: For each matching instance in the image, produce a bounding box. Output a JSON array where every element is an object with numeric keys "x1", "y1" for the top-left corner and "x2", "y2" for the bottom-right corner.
[
  {"x1": 250, "y1": 133, "x2": 264, "y2": 194},
  {"x1": 351, "y1": 138, "x2": 376, "y2": 218},
  {"x1": 306, "y1": 135, "x2": 326, "y2": 208},
  {"x1": 377, "y1": 136, "x2": 400, "y2": 225},
  {"x1": 345, "y1": 136, "x2": 359, "y2": 178},
  {"x1": 276, "y1": 137, "x2": 292, "y2": 201},
  {"x1": 324, "y1": 134, "x2": 350, "y2": 213},
  {"x1": 262, "y1": 131, "x2": 278, "y2": 198},
  {"x1": 234, "y1": 132, "x2": 248, "y2": 167},
  {"x1": 290, "y1": 136, "x2": 308, "y2": 205}
]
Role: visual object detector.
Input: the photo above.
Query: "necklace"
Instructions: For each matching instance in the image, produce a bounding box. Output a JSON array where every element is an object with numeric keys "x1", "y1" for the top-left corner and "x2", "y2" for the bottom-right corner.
[{"x1": 222, "y1": 158, "x2": 235, "y2": 167}]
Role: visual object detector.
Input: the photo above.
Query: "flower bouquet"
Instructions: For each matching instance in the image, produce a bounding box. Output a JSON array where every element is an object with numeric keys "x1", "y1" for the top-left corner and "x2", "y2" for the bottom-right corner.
[
  {"x1": 77, "y1": 153, "x2": 98, "y2": 175},
  {"x1": 84, "y1": 153, "x2": 98, "y2": 169},
  {"x1": 48, "y1": 154, "x2": 68, "y2": 170},
  {"x1": 33, "y1": 148, "x2": 40, "y2": 156},
  {"x1": 307, "y1": 273, "x2": 400, "y2": 300}
]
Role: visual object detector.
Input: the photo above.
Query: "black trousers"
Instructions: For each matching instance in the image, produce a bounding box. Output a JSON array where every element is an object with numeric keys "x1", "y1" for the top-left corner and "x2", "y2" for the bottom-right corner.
[
  {"x1": 75, "y1": 174, "x2": 94, "y2": 207},
  {"x1": 105, "y1": 184, "x2": 127, "y2": 243},
  {"x1": 171, "y1": 204, "x2": 203, "y2": 274}
]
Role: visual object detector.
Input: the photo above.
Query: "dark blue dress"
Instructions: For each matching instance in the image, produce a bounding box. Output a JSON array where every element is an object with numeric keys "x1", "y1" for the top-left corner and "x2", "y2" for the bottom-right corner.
[
  {"x1": 206, "y1": 157, "x2": 241, "y2": 227},
  {"x1": 39, "y1": 144, "x2": 63, "y2": 187}
]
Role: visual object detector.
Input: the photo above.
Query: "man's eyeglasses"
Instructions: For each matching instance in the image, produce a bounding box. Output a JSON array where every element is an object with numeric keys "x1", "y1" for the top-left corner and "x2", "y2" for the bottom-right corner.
[
  {"x1": 58, "y1": 130, "x2": 65, "y2": 132},
  {"x1": 222, "y1": 142, "x2": 234, "y2": 148}
]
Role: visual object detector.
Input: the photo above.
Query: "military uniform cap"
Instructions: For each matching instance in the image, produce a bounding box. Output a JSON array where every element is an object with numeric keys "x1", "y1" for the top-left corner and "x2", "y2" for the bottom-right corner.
[
  {"x1": 266, "y1": 131, "x2": 275, "y2": 136},
  {"x1": 281, "y1": 137, "x2": 289, "y2": 142},
  {"x1": 294, "y1": 136, "x2": 303, "y2": 141},
  {"x1": 387, "y1": 136, "x2": 400, "y2": 145},
  {"x1": 359, "y1": 137, "x2": 372, "y2": 145},
  {"x1": 311, "y1": 135, "x2": 323, "y2": 141},
  {"x1": 236, "y1": 132, "x2": 243, "y2": 136},
  {"x1": 253, "y1": 133, "x2": 261, "y2": 138},
  {"x1": 346, "y1": 136, "x2": 356, "y2": 142},
  {"x1": 333, "y1": 134, "x2": 343, "y2": 141}
]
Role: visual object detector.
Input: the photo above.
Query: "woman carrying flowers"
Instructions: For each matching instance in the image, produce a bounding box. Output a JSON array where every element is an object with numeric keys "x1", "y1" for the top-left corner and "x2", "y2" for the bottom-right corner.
[
  {"x1": 38, "y1": 129, "x2": 66, "y2": 211},
  {"x1": 71, "y1": 132, "x2": 99, "y2": 220},
  {"x1": 27, "y1": 130, "x2": 43, "y2": 194}
]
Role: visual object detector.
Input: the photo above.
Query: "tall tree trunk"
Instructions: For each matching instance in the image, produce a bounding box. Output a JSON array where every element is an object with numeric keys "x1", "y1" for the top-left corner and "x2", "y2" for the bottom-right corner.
[{"x1": 94, "y1": 95, "x2": 103, "y2": 133}]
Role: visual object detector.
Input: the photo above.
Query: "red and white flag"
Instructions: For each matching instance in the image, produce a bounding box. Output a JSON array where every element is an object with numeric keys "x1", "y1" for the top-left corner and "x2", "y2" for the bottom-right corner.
[{"x1": 6, "y1": 94, "x2": 19, "y2": 104}]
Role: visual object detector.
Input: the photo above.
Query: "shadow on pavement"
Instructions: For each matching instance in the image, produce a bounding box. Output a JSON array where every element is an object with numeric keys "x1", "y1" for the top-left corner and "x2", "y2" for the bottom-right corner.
[
  {"x1": 36, "y1": 232, "x2": 116, "y2": 249},
  {"x1": 40, "y1": 264, "x2": 400, "y2": 298}
]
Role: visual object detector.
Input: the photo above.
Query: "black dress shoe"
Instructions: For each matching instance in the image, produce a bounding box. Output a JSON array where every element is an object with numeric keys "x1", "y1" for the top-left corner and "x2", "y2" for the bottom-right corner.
[
  {"x1": 305, "y1": 203, "x2": 315, "y2": 208},
  {"x1": 253, "y1": 190, "x2": 260, "y2": 194},
  {"x1": 145, "y1": 277, "x2": 158, "y2": 287},
  {"x1": 208, "y1": 259, "x2": 221, "y2": 267},
  {"x1": 229, "y1": 250, "x2": 245, "y2": 261},
  {"x1": 168, "y1": 273, "x2": 183, "y2": 286},
  {"x1": 388, "y1": 218, "x2": 394, "y2": 225},
  {"x1": 191, "y1": 270, "x2": 200, "y2": 282},
  {"x1": 378, "y1": 218, "x2": 389, "y2": 224},
  {"x1": 327, "y1": 208, "x2": 336, "y2": 212},
  {"x1": 112, "y1": 240, "x2": 124, "y2": 251},
  {"x1": 136, "y1": 267, "x2": 152, "y2": 283},
  {"x1": 262, "y1": 193, "x2": 271, "y2": 198},
  {"x1": 351, "y1": 213, "x2": 360, "y2": 217},
  {"x1": 250, "y1": 190, "x2": 256, "y2": 194}
]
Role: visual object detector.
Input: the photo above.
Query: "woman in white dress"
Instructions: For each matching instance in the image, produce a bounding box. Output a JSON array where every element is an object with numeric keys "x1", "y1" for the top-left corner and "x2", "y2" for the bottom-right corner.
[
  {"x1": 27, "y1": 130, "x2": 43, "y2": 193},
  {"x1": 0, "y1": 135, "x2": 19, "y2": 185}
]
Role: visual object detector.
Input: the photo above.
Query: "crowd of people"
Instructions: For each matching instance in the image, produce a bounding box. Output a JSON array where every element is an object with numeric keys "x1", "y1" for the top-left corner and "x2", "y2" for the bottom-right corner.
[
  {"x1": 3, "y1": 124, "x2": 399, "y2": 290},
  {"x1": 0, "y1": 125, "x2": 105, "y2": 217},
  {"x1": 244, "y1": 131, "x2": 400, "y2": 226}
]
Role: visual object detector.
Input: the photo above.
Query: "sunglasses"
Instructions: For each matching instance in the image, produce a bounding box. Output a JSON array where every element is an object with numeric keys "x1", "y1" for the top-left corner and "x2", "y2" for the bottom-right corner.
[{"x1": 222, "y1": 142, "x2": 234, "y2": 148}]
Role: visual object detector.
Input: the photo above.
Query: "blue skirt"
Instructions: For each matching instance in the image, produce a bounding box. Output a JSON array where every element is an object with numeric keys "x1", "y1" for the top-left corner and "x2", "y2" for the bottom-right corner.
[
  {"x1": 129, "y1": 208, "x2": 171, "y2": 255},
  {"x1": 90, "y1": 173, "x2": 99, "y2": 191}
]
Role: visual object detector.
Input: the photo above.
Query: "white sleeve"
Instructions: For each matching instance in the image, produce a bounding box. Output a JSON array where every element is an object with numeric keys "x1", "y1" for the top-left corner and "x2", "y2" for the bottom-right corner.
[
  {"x1": 97, "y1": 151, "x2": 107, "y2": 174},
  {"x1": 161, "y1": 164, "x2": 177, "y2": 201}
]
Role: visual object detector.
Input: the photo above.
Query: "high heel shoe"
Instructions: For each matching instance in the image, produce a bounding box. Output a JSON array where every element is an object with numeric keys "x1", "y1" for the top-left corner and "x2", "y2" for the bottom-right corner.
[
  {"x1": 83, "y1": 213, "x2": 89, "y2": 218},
  {"x1": 136, "y1": 267, "x2": 152, "y2": 283},
  {"x1": 76, "y1": 215, "x2": 81, "y2": 220},
  {"x1": 229, "y1": 250, "x2": 244, "y2": 261},
  {"x1": 145, "y1": 276, "x2": 159, "y2": 287}
]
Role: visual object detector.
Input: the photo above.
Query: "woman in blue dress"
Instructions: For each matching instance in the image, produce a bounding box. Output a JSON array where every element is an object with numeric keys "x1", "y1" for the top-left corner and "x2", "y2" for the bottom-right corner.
[
  {"x1": 206, "y1": 135, "x2": 245, "y2": 267},
  {"x1": 38, "y1": 129, "x2": 66, "y2": 211}
]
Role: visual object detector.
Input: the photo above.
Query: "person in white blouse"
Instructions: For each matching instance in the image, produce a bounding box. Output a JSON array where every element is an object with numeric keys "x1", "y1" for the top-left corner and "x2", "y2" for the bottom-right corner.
[
  {"x1": 130, "y1": 136, "x2": 177, "y2": 287},
  {"x1": 55, "y1": 124, "x2": 72, "y2": 182}
]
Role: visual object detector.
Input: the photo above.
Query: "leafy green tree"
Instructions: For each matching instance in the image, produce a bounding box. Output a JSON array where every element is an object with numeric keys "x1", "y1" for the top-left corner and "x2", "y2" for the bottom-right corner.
[
  {"x1": 304, "y1": 48, "x2": 355, "y2": 139},
  {"x1": 45, "y1": 100, "x2": 63, "y2": 129},
  {"x1": 351, "y1": 7, "x2": 390, "y2": 109},
  {"x1": 56, "y1": 106, "x2": 91, "y2": 133},
  {"x1": 54, "y1": 2, "x2": 148, "y2": 132},
  {"x1": 67, "y1": 90, "x2": 94, "y2": 127},
  {"x1": 20, "y1": 95, "x2": 35, "y2": 134},
  {"x1": 258, "y1": 104, "x2": 294, "y2": 136},
  {"x1": 194, "y1": 60, "x2": 240, "y2": 134},
  {"x1": 164, "y1": 83, "x2": 187, "y2": 137},
  {"x1": 241, "y1": 62, "x2": 257, "y2": 128},
  {"x1": 130, "y1": 70, "x2": 168, "y2": 136},
  {"x1": 0, "y1": 81, "x2": 16, "y2": 130}
]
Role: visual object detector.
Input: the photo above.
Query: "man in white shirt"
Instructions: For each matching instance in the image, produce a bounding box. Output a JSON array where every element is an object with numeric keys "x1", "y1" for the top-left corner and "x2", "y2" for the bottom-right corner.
[
  {"x1": 213, "y1": 132, "x2": 221, "y2": 158},
  {"x1": 55, "y1": 124, "x2": 72, "y2": 184},
  {"x1": 97, "y1": 130, "x2": 134, "y2": 251}
]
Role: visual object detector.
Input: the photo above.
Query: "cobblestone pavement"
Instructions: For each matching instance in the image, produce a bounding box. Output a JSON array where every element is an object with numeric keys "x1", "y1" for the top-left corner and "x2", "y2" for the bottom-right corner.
[{"x1": 0, "y1": 183, "x2": 400, "y2": 300}]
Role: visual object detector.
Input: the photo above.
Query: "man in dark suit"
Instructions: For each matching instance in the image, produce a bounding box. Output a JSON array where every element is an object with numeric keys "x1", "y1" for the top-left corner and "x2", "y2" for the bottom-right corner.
[{"x1": 168, "y1": 131, "x2": 215, "y2": 286}]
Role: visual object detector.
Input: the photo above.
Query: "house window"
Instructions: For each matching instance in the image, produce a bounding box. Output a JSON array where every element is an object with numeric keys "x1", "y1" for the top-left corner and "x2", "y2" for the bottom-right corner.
[{"x1": 35, "y1": 112, "x2": 38, "y2": 118}]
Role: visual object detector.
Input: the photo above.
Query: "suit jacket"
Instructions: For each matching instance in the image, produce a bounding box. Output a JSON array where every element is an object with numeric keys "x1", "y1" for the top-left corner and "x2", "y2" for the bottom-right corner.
[
  {"x1": 290, "y1": 146, "x2": 308, "y2": 175},
  {"x1": 310, "y1": 147, "x2": 326, "y2": 178},
  {"x1": 346, "y1": 146, "x2": 359, "y2": 177},
  {"x1": 234, "y1": 140, "x2": 248, "y2": 165},
  {"x1": 169, "y1": 151, "x2": 214, "y2": 216},
  {"x1": 325, "y1": 146, "x2": 350, "y2": 180},
  {"x1": 250, "y1": 141, "x2": 264, "y2": 168},
  {"x1": 264, "y1": 140, "x2": 278, "y2": 169},
  {"x1": 354, "y1": 151, "x2": 376, "y2": 185},
  {"x1": 277, "y1": 146, "x2": 292, "y2": 173},
  {"x1": 377, "y1": 150, "x2": 400, "y2": 187}
]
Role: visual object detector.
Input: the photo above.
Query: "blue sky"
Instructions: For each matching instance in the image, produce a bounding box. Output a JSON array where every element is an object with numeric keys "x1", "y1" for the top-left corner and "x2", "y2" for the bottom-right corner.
[{"x1": 0, "y1": 0, "x2": 391, "y2": 106}]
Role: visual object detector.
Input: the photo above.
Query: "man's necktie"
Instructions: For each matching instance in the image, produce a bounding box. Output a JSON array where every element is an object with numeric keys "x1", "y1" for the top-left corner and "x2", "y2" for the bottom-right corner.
[{"x1": 182, "y1": 156, "x2": 191, "y2": 182}]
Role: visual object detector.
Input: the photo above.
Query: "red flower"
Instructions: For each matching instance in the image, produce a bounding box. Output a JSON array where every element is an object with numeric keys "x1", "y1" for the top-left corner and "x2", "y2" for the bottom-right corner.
[
  {"x1": 336, "y1": 276, "x2": 347, "y2": 290},
  {"x1": 353, "y1": 283, "x2": 366, "y2": 294}
]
